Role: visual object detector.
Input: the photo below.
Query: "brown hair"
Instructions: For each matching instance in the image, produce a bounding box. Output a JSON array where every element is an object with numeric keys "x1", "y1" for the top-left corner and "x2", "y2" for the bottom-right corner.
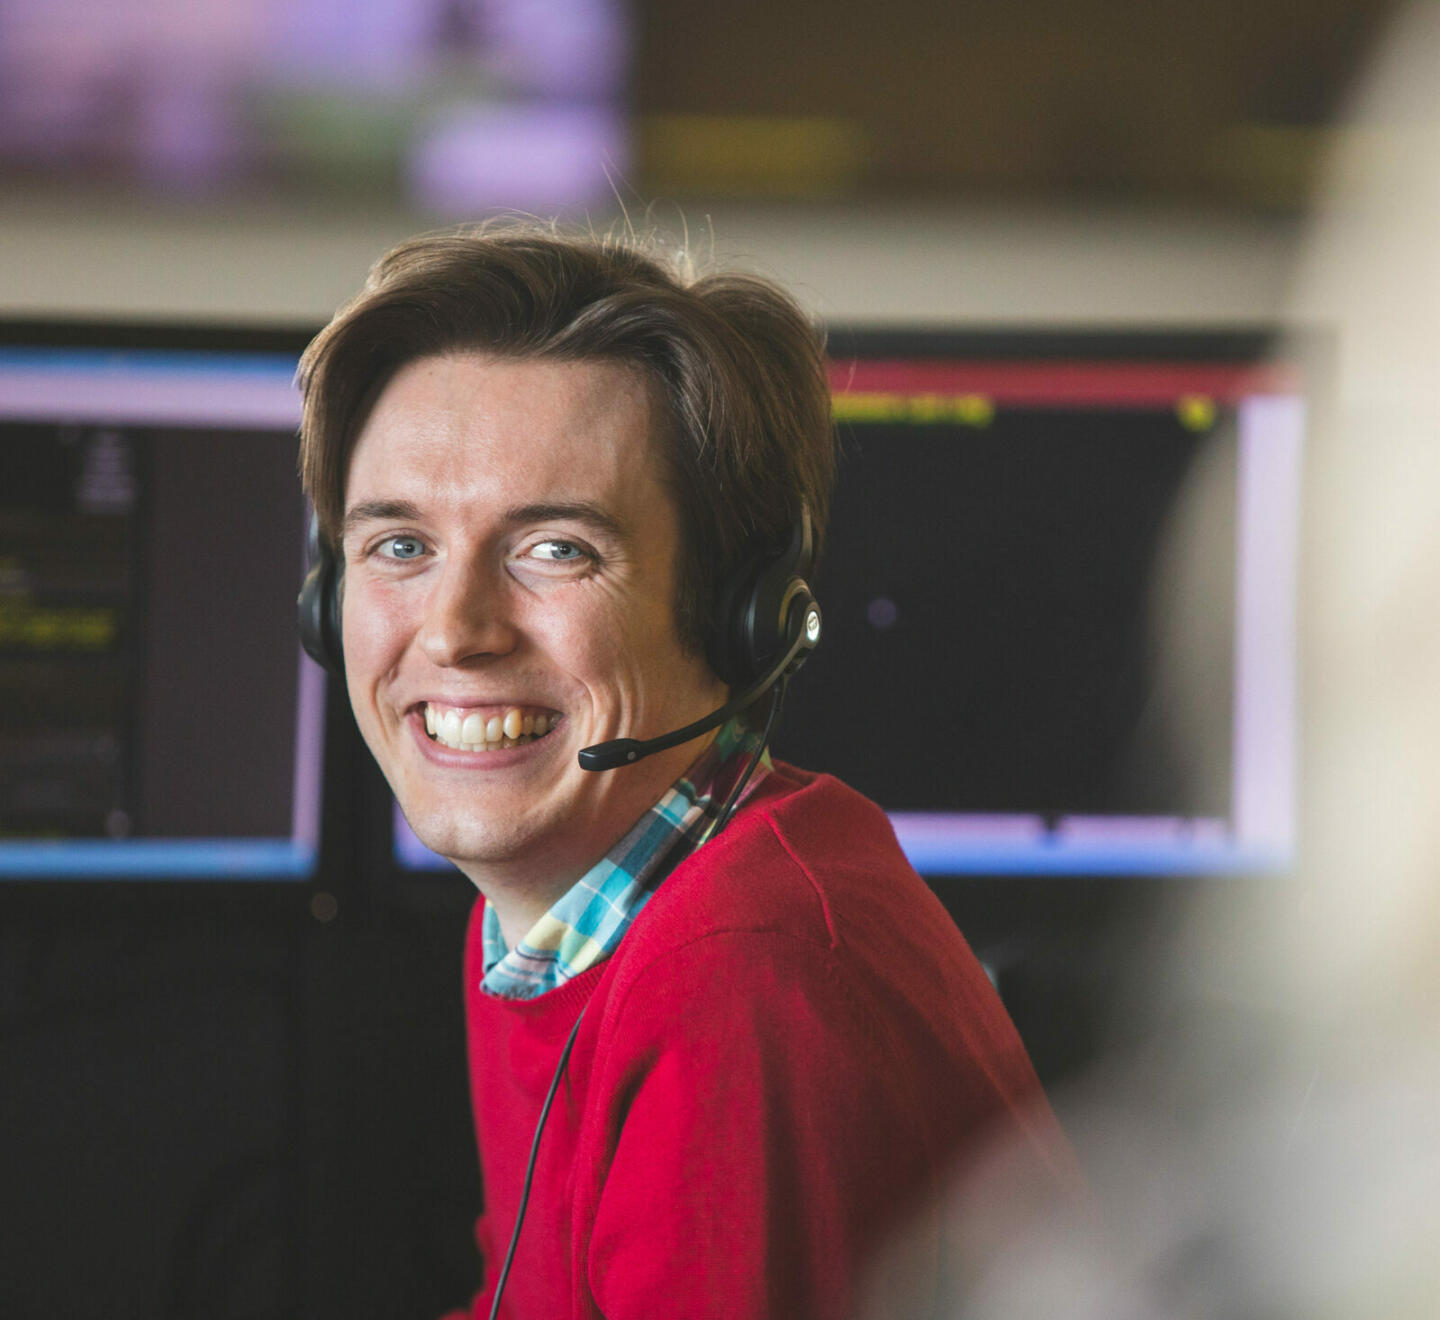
[{"x1": 298, "y1": 222, "x2": 834, "y2": 675}]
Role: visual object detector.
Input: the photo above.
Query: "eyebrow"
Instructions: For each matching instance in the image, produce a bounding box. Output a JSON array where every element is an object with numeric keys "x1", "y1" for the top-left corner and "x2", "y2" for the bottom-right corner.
[
  {"x1": 503, "y1": 501, "x2": 628, "y2": 541},
  {"x1": 341, "y1": 499, "x2": 423, "y2": 539},
  {"x1": 340, "y1": 498, "x2": 627, "y2": 541}
]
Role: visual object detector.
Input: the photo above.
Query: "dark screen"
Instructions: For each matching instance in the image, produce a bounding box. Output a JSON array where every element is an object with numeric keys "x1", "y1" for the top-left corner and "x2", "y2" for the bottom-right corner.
[{"x1": 774, "y1": 404, "x2": 1238, "y2": 819}]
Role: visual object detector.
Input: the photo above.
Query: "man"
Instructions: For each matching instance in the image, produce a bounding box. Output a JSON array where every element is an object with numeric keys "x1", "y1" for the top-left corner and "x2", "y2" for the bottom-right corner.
[{"x1": 297, "y1": 226, "x2": 1070, "y2": 1318}]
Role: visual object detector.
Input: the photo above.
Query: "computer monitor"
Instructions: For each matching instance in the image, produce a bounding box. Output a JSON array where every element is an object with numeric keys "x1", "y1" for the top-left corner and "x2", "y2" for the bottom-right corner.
[
  {"x1": 0, "y1": 1, "x2": 629, "y2": 216},
  {"x1": 778, "y1": 327, "x2": 1304, "y2": 876},
  {"x1": 385, "y1": 327, "x2": 1307, "y2": 879},
  {"x1": 0, "y1": 322, "x2": 323, "y2": 879}
]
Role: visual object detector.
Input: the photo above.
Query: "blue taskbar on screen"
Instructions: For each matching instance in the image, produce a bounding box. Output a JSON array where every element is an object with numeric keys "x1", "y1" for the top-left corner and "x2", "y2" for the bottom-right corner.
[{"x1": 0, "y1": 839, "x2": 319, "y2": 880}]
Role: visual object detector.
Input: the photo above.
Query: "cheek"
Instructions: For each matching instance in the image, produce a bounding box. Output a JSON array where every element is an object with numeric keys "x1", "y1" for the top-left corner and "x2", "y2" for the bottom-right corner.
[
  {"x1": 341, "y1": 580, "x2": 415, "y2": 679},
  {"x1": 533, "y1": 587, "x2": 678, "y2": 692}
]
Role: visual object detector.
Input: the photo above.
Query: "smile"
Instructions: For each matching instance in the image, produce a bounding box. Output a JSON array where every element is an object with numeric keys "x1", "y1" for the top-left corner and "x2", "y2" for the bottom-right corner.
[{"x1": 423, "y1": 703, "x2": 560, "y2": 753}]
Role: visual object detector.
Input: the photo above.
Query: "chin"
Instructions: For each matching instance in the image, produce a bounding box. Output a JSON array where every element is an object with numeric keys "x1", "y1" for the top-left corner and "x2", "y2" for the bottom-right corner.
[
  {"x1": 402, "y1": 786, "x2": 575, "y2": 873},
  {"x1": 404, "y1": 810, "x2": 516, "y2": 869}
]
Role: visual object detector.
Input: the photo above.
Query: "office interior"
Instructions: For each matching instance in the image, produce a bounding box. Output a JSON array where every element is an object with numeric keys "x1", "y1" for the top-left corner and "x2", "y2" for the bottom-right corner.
[{"x1": 4, "y1": 2, "x2": 1437, "y2": 1316}]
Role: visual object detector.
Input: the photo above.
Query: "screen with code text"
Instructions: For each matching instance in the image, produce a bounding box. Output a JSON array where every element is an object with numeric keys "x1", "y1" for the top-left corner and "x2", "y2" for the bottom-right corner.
[{"x1": 0, "y1": 326, "x2": 323, "y2": 879}]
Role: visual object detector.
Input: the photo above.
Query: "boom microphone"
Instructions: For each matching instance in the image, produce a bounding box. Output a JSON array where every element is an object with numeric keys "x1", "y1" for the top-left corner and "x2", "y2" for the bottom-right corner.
[{"x1": 577, "y1": 600, "x2": 821, "y2": 771}]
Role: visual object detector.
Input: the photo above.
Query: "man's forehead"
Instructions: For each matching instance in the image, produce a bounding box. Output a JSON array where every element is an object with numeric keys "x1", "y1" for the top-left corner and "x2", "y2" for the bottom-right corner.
[
  {"x1": 354, "y1": 354, "x2": 655, "y2": 462},
  {"x1": 342, "y1": 353, "x2": 667, "y2": 525},
  {"x1": 367, "y1": 351, "x2": 655, "y2": 430}
]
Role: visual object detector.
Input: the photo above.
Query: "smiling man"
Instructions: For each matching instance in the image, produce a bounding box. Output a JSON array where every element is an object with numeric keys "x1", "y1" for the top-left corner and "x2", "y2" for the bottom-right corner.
[
  {"x1": 340, "y1": 354, "x2": 727, "y2": 945},
  {"x1": 297, "y1": 226, "x2": 1070, "y2": 1319}
]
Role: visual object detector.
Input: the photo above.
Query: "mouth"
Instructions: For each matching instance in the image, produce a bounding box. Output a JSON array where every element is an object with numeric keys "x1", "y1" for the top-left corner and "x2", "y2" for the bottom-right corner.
[{"x1": 422, "y1": 702, "x2": 562, "y2": 753}]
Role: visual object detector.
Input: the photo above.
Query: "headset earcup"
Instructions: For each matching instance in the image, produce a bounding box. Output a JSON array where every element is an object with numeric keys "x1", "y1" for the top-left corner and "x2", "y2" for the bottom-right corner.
[
  {"x1": 739, "y1": 561, "x2": 800, "y2": 677},
  {"x1": 297, "y1": 538, "x2": 344, "y2": 675},
  {"x1": 710, "y1": 554, "x2": 761, "y2": 687},
  {"x1": 717, "y1": 506, "x2": 818, "y2": 686}
]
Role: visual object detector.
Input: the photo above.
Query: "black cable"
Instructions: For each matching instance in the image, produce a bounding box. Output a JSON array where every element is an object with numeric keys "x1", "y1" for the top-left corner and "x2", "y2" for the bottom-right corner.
[
  {"x1": 711, "y1": 673, "x2": 788, "y2": 837},
  {"x1": 487, "y1": 1003, "x2": 587, "y2": 1320}
]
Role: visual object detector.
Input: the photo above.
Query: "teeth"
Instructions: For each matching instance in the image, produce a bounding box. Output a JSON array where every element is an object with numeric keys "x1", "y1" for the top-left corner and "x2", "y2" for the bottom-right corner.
[{"x1": 425, "y1": 704, "x2": 556, "y2": 752}]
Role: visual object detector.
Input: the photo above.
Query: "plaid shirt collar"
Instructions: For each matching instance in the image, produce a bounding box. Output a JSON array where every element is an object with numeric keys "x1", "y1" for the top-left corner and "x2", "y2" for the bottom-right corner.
[{"x1": 480, "y1": 718, "x2": 769, "y2": 1000}]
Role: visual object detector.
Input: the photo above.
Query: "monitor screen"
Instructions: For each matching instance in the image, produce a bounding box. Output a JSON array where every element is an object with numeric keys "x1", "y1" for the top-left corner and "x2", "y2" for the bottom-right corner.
[
  {"x1": 0, "y1": 0, "x2": 629, "y2": 216},
  {"x1": 0, "y1": 324, "x2": 322, "y2": 879},
  {"x1": 386, "y1": 329, "x2": 1305, "y2": 879},
  {"x1": 778, "y1": 330, "x2": 1303, "y2": 876}
]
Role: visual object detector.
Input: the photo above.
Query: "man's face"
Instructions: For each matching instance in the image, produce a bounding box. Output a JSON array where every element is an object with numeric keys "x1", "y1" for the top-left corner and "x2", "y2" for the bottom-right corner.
[{"x1": 340, "y1": 353, "x2": 728, "y2": 898}]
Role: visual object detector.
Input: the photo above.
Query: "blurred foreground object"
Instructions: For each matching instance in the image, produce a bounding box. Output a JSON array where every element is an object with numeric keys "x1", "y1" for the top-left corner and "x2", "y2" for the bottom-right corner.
[{"x1": 859, "y1": 3, "x2": 1440, "y2": 1315}]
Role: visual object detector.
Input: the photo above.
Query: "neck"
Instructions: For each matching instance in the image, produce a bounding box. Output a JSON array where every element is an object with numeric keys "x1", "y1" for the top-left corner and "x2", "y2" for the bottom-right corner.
[
  {"x1": 456, "y1": 725, "x2": 725, "y2": 950},
  {"x1": 479, "y1": 883, "x2": 564, "y2": 952}
]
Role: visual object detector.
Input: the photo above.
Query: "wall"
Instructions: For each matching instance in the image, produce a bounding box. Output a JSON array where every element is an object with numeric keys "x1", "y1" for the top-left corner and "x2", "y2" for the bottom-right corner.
[{"x1": 0, "y1": 190, "x2": 1302, "y2": 328}]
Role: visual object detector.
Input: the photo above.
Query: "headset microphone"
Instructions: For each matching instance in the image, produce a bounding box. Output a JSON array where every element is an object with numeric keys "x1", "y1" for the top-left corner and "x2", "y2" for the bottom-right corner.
[{"x1": 578, "y1": 597, "x2": 821, "y2": 770}]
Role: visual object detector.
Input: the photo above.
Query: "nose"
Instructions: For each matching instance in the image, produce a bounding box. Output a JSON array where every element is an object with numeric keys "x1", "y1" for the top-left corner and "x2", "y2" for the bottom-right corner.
[{"x1": 417, "y1": 555, "x2": 518, "y2": 667}]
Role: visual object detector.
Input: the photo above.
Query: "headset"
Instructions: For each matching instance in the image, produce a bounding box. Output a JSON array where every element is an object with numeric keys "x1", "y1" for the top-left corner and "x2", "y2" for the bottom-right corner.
[
  {"x1": 297, "y1": 504, "x2": 823, "y2": 767},
  {"x1": 297, "y1": 516, "x2": 343, "y2": 679}
]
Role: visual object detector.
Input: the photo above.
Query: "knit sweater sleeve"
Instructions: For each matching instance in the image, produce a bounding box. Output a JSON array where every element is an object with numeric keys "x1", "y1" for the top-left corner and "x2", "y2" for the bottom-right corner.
[{"x1": 575, "y1": 927, "x2": 931, "y2": 1320}]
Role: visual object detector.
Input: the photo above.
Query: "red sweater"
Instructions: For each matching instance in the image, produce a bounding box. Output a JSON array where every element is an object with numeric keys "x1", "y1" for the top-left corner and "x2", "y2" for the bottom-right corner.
[{"x1": 456, "y1": 766, "x2": 1067, "y2": 1319}]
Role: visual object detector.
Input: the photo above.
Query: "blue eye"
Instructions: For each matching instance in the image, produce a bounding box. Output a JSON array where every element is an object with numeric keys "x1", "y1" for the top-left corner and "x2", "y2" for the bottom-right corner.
[
  {"x1": 531, "y1": 540, "x2": 583, "y2": 562},
  {"x1": 381, "y1": 535, "x2": 425, "y2": 560}
]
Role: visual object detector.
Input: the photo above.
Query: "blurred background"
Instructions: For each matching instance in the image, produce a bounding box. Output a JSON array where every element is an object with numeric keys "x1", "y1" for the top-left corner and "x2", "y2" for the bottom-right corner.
[
  {"x1": 1, "y1": 2, "x2": 1428, "y2": 1318},
  {"x1": 0, "y1": 0, "x2": 1402, "y2": 324}
]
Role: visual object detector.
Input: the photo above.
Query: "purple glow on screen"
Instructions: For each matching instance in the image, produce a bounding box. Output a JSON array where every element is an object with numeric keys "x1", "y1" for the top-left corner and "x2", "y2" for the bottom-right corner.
[
  {"x1": 1057, "y1": 816, "x2": 1191, "y2": 844},
  {"x1": 411, "y1": 103, "x2": 626, "y2": 214},
  {"x1": 0, "y1": 359, "x2": 301, "y2": 429},
  {"x1": 1231, "y1": 395, "x2": 1303, "y2": 858},
  {"x1": 482, "y1": 0, "x2": 628, "y2": 97},
  {"x1": 0, "y1": 0, "x2": 629, "y2": 211},
  {"x1": 891, "y1": 814, "x2": 1046, "y2": 846}
]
